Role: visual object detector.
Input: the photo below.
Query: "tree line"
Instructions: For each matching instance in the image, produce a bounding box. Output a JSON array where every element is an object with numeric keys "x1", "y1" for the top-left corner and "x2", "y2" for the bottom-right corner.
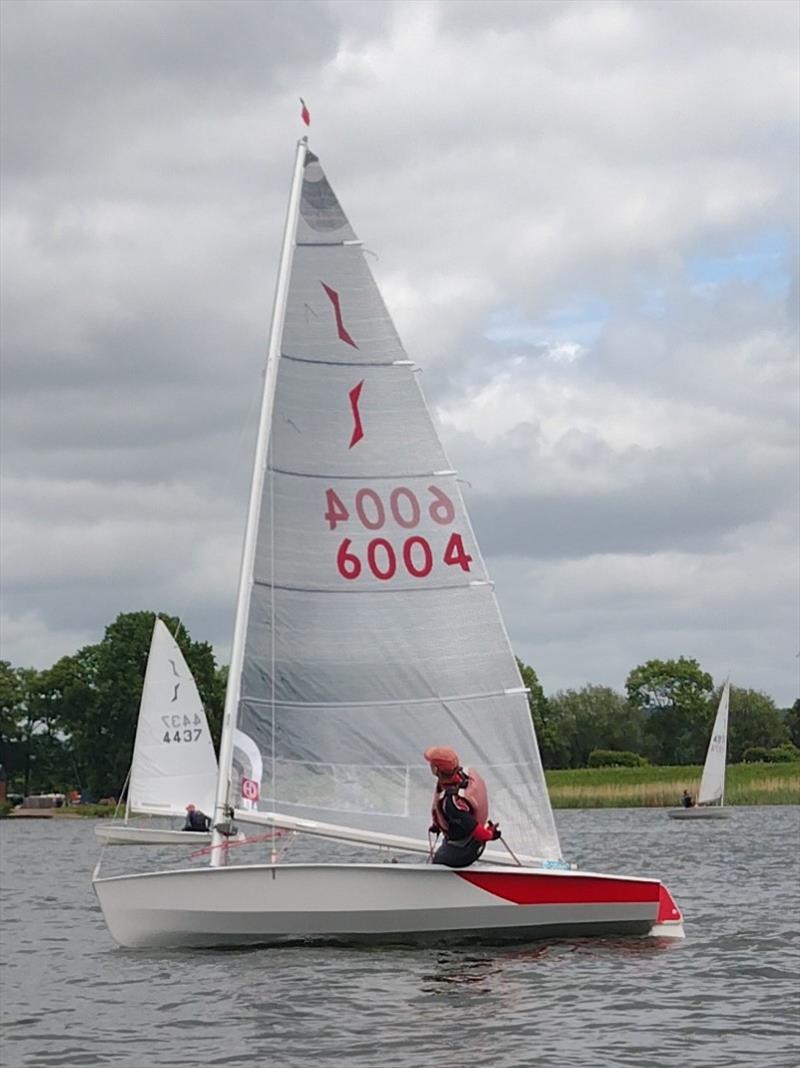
[{"x1": 1, "y1": 612, "x2": 798, "y2": 797}]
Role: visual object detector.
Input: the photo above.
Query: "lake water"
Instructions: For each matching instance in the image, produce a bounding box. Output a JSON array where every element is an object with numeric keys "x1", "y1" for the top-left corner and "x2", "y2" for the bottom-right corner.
[{"x1": 1, "y1": 806, "x2": 798, "y2": 1068}]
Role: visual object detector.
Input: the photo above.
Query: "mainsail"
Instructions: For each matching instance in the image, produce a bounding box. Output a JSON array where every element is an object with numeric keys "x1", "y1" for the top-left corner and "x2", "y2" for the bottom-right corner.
[
  {"x1": 697, "y1": 680, "x2": 730, "y2": 806},
  {"x1": 224, "y1": 145, "x2": 561, "y2": 862},
  {"x1": 127, "y1": 619, "x2": 217, "y2": 817}
]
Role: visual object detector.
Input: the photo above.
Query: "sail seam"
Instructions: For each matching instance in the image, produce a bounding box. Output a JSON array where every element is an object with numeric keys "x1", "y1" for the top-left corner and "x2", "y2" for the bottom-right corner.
[
  {"x1": 252, "y1": 578, "x2": 477, "y2": 595},
  {"x1": 281, "y1": 353, "x2": 403, "y2": 367},
  {"x1": 240, "y1": 689, "x2": 526, "y2": 710},
  {"x1": 268, "y1": 466, "x2": 458, "y2": 480}
]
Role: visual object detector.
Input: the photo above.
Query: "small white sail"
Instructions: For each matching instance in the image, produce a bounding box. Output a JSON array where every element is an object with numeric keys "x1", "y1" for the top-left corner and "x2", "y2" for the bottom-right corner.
[
  {"x1": 127, "y1": 619, "x2": 218, "y2": 817},
  {"x1": 697, "y1": 680, "x2": 730, "y2": 806}
]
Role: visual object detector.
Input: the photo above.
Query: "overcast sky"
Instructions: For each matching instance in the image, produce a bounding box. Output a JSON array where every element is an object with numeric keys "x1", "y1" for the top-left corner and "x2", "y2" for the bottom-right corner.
[{"x1": 2, "y1": 0, "x2": 798, "y2": 705}]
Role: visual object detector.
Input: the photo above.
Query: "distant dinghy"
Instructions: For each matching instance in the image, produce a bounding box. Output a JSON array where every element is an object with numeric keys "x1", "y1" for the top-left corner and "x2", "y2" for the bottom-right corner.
[
  {"x1": 95, "y1": 619, "x2": 218, "y2": 846},
  {"x1": 668, "y1": 680, "x2": 732, "y2": 820}
]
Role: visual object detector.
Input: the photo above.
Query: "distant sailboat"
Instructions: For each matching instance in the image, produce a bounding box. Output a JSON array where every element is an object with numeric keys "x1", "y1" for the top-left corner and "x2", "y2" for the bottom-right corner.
[
  {"x1": 668, "y1": 680, "x2": 732, "y2": 820},
  {"x1": 95, "y1": 619, "x2": 218, "y2": 845},
  {"x1": 93, "y1": 138, "x2": 684, "y2": 947}
]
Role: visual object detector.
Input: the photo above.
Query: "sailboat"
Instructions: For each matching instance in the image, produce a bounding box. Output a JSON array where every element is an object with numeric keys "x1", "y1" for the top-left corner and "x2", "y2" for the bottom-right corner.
[
  {"x1": 93, "y1": 138, "x2": 684, "y2": 947},
  {"x1": 667, "y1": 680, "x2": 731, "y2": 820},
  {"x1": 95, "y1": 618, "x2": 218, "y2": 845}
]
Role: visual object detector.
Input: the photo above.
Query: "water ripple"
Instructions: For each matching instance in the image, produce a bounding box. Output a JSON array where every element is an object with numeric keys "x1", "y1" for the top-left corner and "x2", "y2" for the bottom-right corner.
[{"x1": 1, "y1": 808, "x2": 799, "y2": 1067}]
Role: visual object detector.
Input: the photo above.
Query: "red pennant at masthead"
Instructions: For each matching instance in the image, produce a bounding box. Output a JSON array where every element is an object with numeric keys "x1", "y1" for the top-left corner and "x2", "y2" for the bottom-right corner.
[{"x1": 300, "y1": 98, "x2": 310, "y2": 126}]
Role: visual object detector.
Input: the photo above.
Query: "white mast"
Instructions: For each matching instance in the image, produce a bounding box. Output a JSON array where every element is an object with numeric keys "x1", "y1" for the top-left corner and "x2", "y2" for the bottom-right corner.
[{"x1": 210, "y1": 137, "x2": 308, "y2": 865}]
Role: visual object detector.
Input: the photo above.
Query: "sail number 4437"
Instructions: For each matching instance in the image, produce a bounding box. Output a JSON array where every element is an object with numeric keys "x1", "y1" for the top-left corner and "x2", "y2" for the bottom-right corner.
[
  {"x1": 325, "y1": 485, "x2": 472, "y2": 580},
  {"x1": 161, "y1": 713, "x2": 204, "y2": 744}
]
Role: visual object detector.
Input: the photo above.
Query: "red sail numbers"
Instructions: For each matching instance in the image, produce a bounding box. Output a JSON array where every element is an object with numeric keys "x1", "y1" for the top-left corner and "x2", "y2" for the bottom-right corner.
[{"x1": 324, "y1": 485, "x2": 472, "y2": 582}]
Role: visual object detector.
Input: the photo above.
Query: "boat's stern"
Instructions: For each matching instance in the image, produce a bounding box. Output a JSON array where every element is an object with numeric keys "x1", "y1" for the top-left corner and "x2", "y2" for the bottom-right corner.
[{"x1": 648, "y1": 883, "x2": 685, "y2": 940}]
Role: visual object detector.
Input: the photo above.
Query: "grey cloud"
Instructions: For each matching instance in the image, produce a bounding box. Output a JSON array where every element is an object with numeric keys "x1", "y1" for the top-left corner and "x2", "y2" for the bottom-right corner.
[
  {"x1": 1, "y1": 0, "x2": 796, "y2": 708},
  {"x1": 1, "y1": 0, "x2": 337, "y2": 181}
]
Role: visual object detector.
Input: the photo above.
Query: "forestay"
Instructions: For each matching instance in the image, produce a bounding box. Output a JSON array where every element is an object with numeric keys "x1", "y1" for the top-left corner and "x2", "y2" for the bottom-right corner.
[
  {"x1": 229, "y1": 148, "x2": 561, "y2": 862},
  {"x1": 128, "y1": 619, "x2": 218, "y2": 817},
  {"x1": 697, "y1": 680, "x2": 730, "y2": 806}
]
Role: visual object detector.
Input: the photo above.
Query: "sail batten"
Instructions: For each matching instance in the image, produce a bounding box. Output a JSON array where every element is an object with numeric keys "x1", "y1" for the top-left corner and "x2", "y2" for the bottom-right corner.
[
  {"x1": 268, "y1": 467, "x2": 455, "y2": 480},
  {"x1": 240, "y1": 688, "x2": 528, "y2": 710},
  {"x1": 227, "y1": 146, "x2": 562, "y2": 863},
  {"x1": 281, "y1": 354, "x2": 401, "y2": 367}
]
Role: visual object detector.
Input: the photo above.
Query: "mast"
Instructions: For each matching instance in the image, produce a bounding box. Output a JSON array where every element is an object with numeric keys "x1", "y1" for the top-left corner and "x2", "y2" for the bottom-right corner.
[
  {"x1": 210, "y1": 137, "x2": 308, "y2": 865},
  {"x1": 720, "y1": 678, "x2": 730, "y2": 808}
]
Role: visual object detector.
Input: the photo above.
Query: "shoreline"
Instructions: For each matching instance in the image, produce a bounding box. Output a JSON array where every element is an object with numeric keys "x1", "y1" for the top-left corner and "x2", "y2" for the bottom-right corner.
[
  {"x1": 546, "y1": 761, "x2": 800, "y2": 808},
  {"x1": 3, "y1": 763, "x2": 798, "y2": 819}
]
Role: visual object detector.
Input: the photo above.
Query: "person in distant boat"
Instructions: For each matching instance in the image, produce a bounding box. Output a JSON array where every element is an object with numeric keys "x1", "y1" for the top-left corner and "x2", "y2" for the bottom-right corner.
[
  {"x1": 424, "y1": 746, "x2": 501, "y2": 869},
  {"x1": 681, "y1": 790, "x2": 695, "y2": 809},
  {"x1": 183, "y1": 803, "x2": 211, "y2": 832}
]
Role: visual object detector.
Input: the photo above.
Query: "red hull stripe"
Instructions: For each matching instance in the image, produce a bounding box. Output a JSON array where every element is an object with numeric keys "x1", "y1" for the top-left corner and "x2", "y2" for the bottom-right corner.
[{"x1": 456, "y1": 872, "x2": 660, "y2": 907}]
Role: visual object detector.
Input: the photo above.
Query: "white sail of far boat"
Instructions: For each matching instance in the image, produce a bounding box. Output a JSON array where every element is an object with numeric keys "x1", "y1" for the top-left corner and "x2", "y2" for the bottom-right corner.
[
  {"x1": 668, "y1": 680, "x2": 731, "y2": 820},
  {"x1": 95, "y1": 618, "x2": 218, "y2": 845},
  {"x1": 93, "y1": 137, "x2": 685, "y2": 947}
]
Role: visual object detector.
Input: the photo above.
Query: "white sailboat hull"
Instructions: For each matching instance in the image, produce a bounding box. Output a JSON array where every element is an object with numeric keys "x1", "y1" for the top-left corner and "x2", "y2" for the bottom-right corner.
[
  {"x1": 94, "y1": 824, "x2": 212, "y2": 846},
  {"x1": 92, "y1": 863, "x2": 684, "y2": 948},
  {"x1": 667, "y1": 806, "x2": 730, "y2": 820}
]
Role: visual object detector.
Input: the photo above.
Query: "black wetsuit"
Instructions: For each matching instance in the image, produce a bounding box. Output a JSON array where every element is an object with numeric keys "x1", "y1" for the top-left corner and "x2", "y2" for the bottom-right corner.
[
  {"x1": 431, "y1": 789, "x2": 485, "y2": 869},
  {"x1": 183, "y1": 809, "x2": 211, "y2": 831}
]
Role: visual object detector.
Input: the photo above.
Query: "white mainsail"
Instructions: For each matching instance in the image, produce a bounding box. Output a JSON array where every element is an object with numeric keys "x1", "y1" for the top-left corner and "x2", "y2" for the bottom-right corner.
[
  {"x1": 216, "y1": 143, "x2": 561, "y2": 863},
  {"x1": 697, "y1": 680, "x2": 730, "y2": 806},
  {"x1": 127, "y1": 618, "x2": 218, "y2": 817}
]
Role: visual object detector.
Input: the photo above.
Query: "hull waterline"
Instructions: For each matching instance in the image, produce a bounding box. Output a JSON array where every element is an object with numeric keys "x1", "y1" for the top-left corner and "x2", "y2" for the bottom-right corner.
[
  {"x1": 667, "y1": 807, "x2": 730, "y2": 820},
  {"x1": 94, "y1": 825, "x2": 212, "y2": 846},
  {"x1": 92, "y1": 863, "x2": 684, "y2": 949}
]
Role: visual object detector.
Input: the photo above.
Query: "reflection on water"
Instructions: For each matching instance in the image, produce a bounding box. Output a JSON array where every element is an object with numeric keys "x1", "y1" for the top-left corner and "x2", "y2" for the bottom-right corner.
[{"x1": 1, "y1": 806, "x2": 798, "y2": 1068}]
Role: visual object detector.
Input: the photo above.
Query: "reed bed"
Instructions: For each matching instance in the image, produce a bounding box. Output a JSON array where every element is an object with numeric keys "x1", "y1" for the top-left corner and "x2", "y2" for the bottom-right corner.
[{"x1": 545, "y1": 762, "x2": 800, "y2": 808}]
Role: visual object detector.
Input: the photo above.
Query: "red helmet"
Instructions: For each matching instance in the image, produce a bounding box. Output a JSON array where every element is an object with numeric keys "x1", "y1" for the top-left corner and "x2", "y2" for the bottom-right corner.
[{"x1": 424, "y1": 746, "x2": 460, "y2": 777}]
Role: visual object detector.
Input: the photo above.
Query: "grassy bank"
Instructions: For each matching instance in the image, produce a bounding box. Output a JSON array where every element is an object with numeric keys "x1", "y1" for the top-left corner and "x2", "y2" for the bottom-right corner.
[{"x1": 545, "y1": 761, "x2": 800, "y2": 808}]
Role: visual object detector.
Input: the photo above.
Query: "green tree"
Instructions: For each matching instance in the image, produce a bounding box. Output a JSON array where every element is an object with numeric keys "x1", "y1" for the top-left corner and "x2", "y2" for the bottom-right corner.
[
  {"x1": 516, "y1": 659, "x2": 571, "y2": 768},
  {"x1": 47, "y1": 611, "x2": 221, "y2": 797},
  {"x1": 0, "y1": 662, "x2": 70, "y2": 794},
  {"x1": 41, "y1": 644, "x2": 103, "y2": 795},
  {"x1": 0, "y1": 660, "x2": 24, "y2": 781},
  {"x1": 626, "y1": 657, "x2": 713, "y2": 765},
  {"x1": 784, "y1": 699, "x2": 800, "y2": 748},
  {"x1": 548, "y1": 685, "x2": 645, "y2": 768},
  {"x1": 726, "y1": 686, "x2": 789, "y2": 763}
]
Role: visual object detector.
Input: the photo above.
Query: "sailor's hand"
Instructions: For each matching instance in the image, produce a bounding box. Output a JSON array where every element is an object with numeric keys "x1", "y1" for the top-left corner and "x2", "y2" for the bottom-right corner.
[
  {"x1": 428, "y1": 824, "x2": 440, "y2": 836},
  {"x1": 488, "y1": 821, "x2": 502, "y2": 841}
]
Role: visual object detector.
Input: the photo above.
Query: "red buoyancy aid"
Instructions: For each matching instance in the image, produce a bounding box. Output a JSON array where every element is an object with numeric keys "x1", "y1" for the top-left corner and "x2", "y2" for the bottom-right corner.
[{"x1": 431, "y1": 767, "x2": 489, "y2": 839}]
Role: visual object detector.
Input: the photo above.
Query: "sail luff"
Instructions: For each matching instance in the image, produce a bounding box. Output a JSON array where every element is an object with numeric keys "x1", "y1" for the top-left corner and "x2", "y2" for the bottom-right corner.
[
  {"x1": 210, "y1": 138, "x2": 309, "y2": 864},
  {"x1": 125, "y1": 619, "x2": 160, "y2": 822}
]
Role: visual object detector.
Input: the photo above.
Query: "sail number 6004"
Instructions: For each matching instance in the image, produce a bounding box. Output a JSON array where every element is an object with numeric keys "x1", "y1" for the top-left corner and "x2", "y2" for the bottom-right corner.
[
  {"x1": 325, "y1": 485, "x2": 455, "y2": 530},
  {"x1": 337, "y1": 533, "x2": 472, "y2": 580}
]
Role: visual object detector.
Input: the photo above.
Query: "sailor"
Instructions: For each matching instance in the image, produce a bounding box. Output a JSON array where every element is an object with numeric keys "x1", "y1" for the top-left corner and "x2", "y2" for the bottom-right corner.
[
  {"x1": 182, "y1": 803, "x2": 211, "y2": 832},
  {"x1": 681, "y1": 790, "x2": 695, "y2": 809},
  {"x1": 424, "y1": 746, "x2": 501, "y2": 869}
]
